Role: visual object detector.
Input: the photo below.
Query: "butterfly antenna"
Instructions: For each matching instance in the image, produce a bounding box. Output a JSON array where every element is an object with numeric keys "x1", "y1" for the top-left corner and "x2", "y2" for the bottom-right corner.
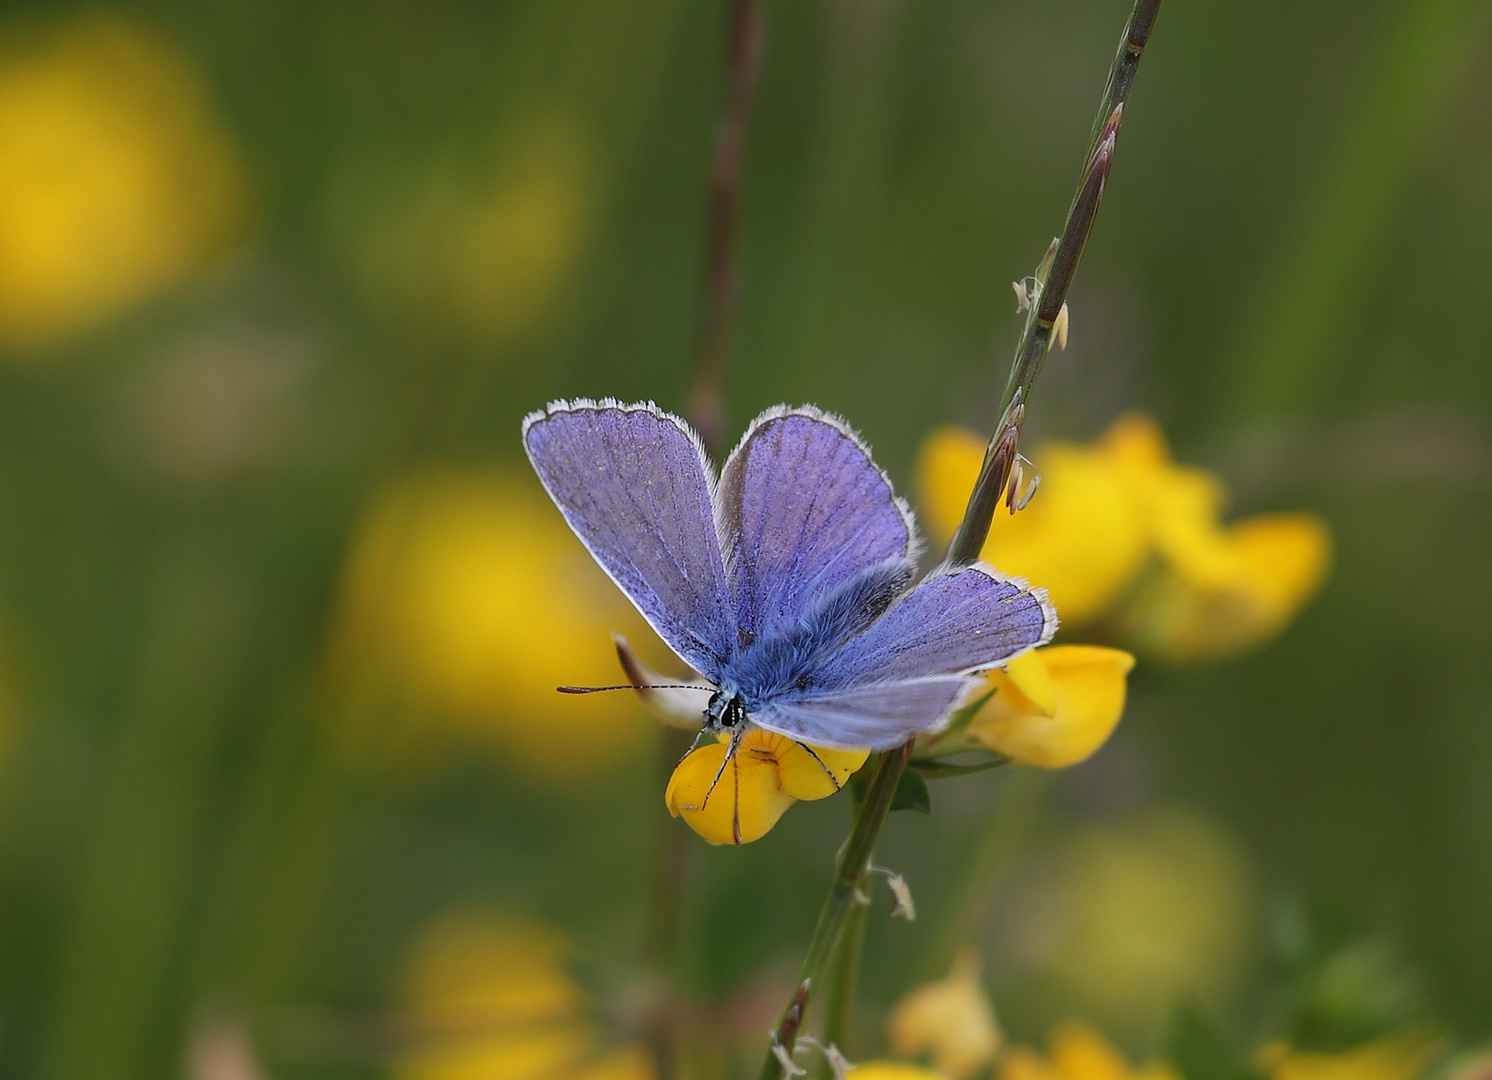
[{"x1": 556, "y1": 683, "x2": 713, "y2": 694}]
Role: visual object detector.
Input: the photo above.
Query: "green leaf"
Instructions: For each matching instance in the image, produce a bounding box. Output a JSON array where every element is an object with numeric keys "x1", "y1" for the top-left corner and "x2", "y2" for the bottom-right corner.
[
  {"x1": 912, "y1": 754, "x2": 1010, "y2": 779},
  {"x1": 936, "y1": 689, "x2": 996, "y2": 744},
  {"x1": 889, "y1": 767, "x2": 931, "y2": 813}
]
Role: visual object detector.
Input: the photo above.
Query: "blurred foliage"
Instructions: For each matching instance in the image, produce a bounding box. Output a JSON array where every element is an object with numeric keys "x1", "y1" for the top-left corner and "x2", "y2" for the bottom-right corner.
[{"x1": 0, "y1": 0, "x2": 1485, "y2": 1079}]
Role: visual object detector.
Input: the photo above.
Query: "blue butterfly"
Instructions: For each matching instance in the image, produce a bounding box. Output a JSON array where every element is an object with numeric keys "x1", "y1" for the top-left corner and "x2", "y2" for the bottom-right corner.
[{"x1": 523, "y1": 399, "x2": 1056, "y2": 758}]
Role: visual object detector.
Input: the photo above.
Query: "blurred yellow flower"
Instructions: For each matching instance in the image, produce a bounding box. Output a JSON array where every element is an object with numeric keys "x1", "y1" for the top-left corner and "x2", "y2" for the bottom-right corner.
[
  {"x1": 397, "y1": 911, "x2": 652, "y2": 1080},
  {"x1": 334, "y1": 470, "x2": 655, "y2": 777},
  {"x1": 888, "y1": 951, "x2": 1002, "y2": 1079},
  {"x1": 1000, "y1": 1022, "x2": 1179, "y2": 1080},
  {"x1": 967, "y1": 645, "x2": 1134, "y2": 768},
  {"x1": 1006, "y1": 808, "x2": 1253, "y2": 1035},
  {"x1": 853, "y1": 1065, "x2": 953, "y2": 1080},
  {"x1": 1258, "y1": 1032, "x2": 1434, "y2": 1080},
  {"x1": 916, "y1": 415, "x2": 1330, "y2": 661},
  {"x1": 664, "y1": 730, "x2": 867, "y2": 845},
  {"x1": 330, "y1": 115, "x2": 593, "y2": 347},
  {"x1": 0, "y1": 13, "x2": 246, "y2": 351}
]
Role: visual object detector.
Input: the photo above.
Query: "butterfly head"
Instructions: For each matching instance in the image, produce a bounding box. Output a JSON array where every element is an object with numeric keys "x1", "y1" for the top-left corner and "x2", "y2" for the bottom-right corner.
[{"x1": 704, "y1": 688, "x2": 748, "y2": 733}]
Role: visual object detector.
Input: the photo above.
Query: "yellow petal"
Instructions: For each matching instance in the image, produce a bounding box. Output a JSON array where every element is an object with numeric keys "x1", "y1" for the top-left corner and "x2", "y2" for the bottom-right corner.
[
  {"x1": 915, "y1": 427, "x2": 988, "y2": 545},
  {"x1": 1097, "y1": 413, "x2": 1171, "y2": 471},
  {"x1": 1049, "y1": 1022, "x2": 1134, "y2": 1080},
  {"x1": 403, "y1": 912, "x2": 585, "y2": 1031},
  {"x1": 1048, "y1": 1021, "x2": 1180, "y2": 1080},
  {"x1": 0, "y1": 14, "x2": 247, "y2": 350},
  {"x1": 775, "y1": 736, "x2": 868, "y2": 801},
  {"x1": 888, "y1": 952, "x2": 1002, "y2": 1080},
  {"x1": 917, "y1": 429, "x2": 1151, "y2": 625},
  {"x1": 1121, "y1": 512, "x2": 1331, "y2": 662},
  {"x1": 1001, "y1": 1047, "x2": 1059, "y2": 1080},
  {"x1": 1260, "y1": 1031, "x2": 1434, "y2": 1080},
  {"x1": 663, "y1": 732, "x2": 795, "y2": 845},
  {"x1": 334, "y1": 471, "x2": 652, "y2": 777},
  {"x1": 563, "y1": 1045, "x2": 656, "y2": 1080},
  {"x1": 1002, "y1": 650, "x2": 1057, "y2": 716},
  {"x1": 917, "y1": 427, "x2": 1152, "y2": 626},
  {"x1": 852, "y1": 1064, "x2": 955, "y2": 1080},
  {"x1": 1000, "y1": 1020, "x2": 1180, "y2": 1080},
  {"x1": 396, "y1": 1030, "x2": 589, "y2": 1080},
  {"x1": 969, "y1": 646, "x2": 1134, "y2": 768}
]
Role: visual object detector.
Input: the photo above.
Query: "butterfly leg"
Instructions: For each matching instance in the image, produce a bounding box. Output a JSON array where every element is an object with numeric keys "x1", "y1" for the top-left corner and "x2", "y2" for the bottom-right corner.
[
  {"x1": 691, "y1": 725, "x2": 744, "y2": 814},
  {"x1": 794, "y1": 741, "x2": 846, "y2": 791},
  {"x1": 731, "y1": 745, "x2": 743, "y2": 845}
]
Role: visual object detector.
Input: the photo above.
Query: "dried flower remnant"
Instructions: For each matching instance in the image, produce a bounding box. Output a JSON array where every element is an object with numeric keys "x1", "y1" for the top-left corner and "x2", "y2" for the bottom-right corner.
[
  {"x1": 917, "y1": 414, "x2": 1330, "y2": 659},
  {"x1": 888, "y1": 952, "x2": 1002, "y2": 1080},
  {"x1": 665, "y1": 729, "x2": 867, "y2": 845},
  {"x1": 967, "y1": 646, "x2": 1134, "y2": 768},
  {"x1": 0, "y1": 13, "x2": 246, "y2": 351}
]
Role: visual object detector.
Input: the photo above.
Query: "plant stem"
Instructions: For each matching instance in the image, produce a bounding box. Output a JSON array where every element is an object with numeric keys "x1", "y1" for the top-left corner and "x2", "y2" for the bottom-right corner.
[
  {"x1": 758, "y1": 742, "x2": 912, "y2": 1080},
  {"x1": 946, "y1": 0, "x2": 1162, "y2": 567},
  {"x1": 755, "y1": 5, "x2": 1165, "y2": 1073},
  {"x1": 688, "y1": 0, "x2": 765, "y2": 454},
  {"x1": 820, "y1": 893, "x2": 869, "y2": 1059}
]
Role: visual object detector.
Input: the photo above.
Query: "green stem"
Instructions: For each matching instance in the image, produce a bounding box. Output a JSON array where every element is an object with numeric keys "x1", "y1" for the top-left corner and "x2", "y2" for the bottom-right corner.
[
  {"x1": 757, "y1": 741, "x2": 913, "y2": 1080},
  {"x1": 757, "y1": 6, "x2": 1165, "y2": 1073},
  {"x1": 819, "y1": 897, "x2": 869, "y2": 1059},
  {"x1": 947, "y1": 0, "x2": 1162, "y2": 566}
]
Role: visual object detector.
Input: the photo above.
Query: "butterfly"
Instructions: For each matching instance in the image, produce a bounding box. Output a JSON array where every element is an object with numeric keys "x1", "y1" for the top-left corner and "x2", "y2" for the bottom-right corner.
[{"x1": 522, "y1": 398, "x2": 1056, "y2": 762}]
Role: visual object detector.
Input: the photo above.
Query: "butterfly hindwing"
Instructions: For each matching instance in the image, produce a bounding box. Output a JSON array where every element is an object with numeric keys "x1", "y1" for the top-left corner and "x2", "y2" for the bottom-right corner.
[
  {"x1": 813, "y1": 562, "x2": 1057, "y2": 689},
  {"x1": 523, "y1": 399, "x2": 735, "y2": 682},
  {"x1": 751, "y1": 677, "x2": 975, "y2": 751},
  {"x1": 718, "y1": 406, "x2": 918, "y2": 644}
]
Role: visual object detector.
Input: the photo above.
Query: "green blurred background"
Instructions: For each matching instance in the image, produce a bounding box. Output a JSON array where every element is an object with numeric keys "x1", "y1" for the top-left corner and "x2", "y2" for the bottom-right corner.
[{"x1": 0, "y1": 0, "x2": 1488, "y2": 1077}]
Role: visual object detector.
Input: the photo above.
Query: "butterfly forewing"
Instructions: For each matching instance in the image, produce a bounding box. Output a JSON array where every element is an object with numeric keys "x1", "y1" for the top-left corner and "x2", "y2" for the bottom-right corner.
[
  {"x1": 718, "y1": 407, "x2": 917, "y2": 644},
  {"x1": 523, "y1": 400, "x2": 736, "y2": 682}
]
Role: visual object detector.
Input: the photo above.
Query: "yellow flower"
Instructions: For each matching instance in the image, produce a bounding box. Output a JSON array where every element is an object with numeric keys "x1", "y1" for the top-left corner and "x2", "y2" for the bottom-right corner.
[
  {"x1": 1257, "y1": 1032, "x2": 1434, "y2": 1080},
  {"x1": 853, "y1": 1065, "x2": 954, "y2": 1080},
  {"x1": 967, "y1": 646, "x2": 1134, "y2": 768},
  {"x1": 917, "y1": 429, "x2": 1147, "y2": 625},
  {"x1": 0, "y1": 14, "x2": 246, "y2": 351},
  {"x1": 1119, "y1": 512, "x2": 1331, "y2": 662},
  {"x1": 1009, "y1": 808, "x2": 1253, "y2": 1033},
  {"x1": 664, "y1": 729, "x2": 868, "y2": 845},
  {"x1": 888, "y1": 952, "x2": 1002, "y2": 1079},
  {"x1": 1000, "y1": 1022, "x2": 1179, "y2": 1080},
  {"x1": 397, "y1": 911, "x2": 653, "y2": 1080},
  {"x1": 1100, "y1": 415, "x2": 1332, "y2": 662},
  {"x1": 915, "y1": 415, "x2": 1330, "y2": 660},
  {"x1": 333, "y1": 470, "x2": 654, "y2": 777}
]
